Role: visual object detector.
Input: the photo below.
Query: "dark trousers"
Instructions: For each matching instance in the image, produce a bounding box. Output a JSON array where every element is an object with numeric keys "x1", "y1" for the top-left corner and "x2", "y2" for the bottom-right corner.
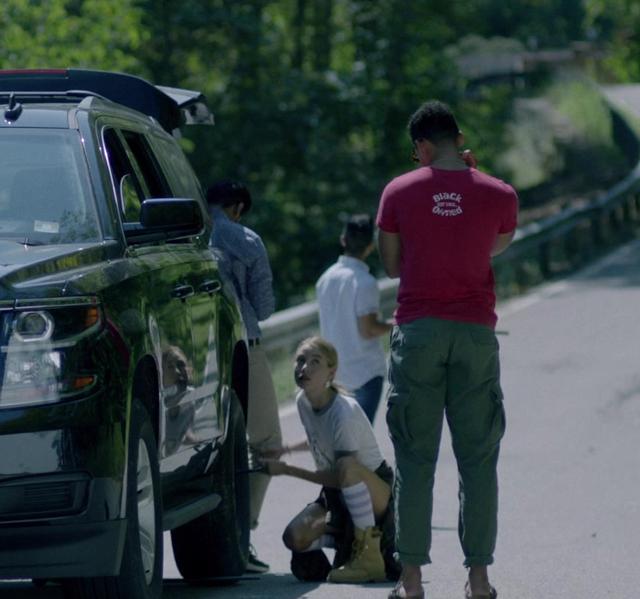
[{"x1": 387, "y1": 318, "x2": 506, "y2": 567}]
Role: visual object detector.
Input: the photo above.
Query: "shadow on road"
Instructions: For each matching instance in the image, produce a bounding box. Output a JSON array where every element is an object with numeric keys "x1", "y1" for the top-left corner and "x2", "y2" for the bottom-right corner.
[
  {"x1": 0, "y1": 580, "x2": 61, "y2": 597},
  {"x1": 164, "y1": 573, "x2": 323, "y2": 598},
  {"x1": 0, "y1": 574, "x2": 324, "y2": 599}
]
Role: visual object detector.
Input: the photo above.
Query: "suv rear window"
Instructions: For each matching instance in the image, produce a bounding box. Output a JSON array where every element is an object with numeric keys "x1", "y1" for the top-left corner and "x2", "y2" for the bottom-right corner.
[{"x1": 0, "y1": 129, "x2": 100, "y2": 244}]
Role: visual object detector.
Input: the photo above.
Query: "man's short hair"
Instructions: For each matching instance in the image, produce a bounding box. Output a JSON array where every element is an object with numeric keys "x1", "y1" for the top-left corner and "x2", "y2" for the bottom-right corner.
[
  {"x1": 408, "y1": 100, "x2": 460, "y2": 144},
  {"x1": 206, "y1": 179, "x2": 252, "y2": 214},
  {"x1": 343, "y1": 213, "x2": 374, "y2": 256}
]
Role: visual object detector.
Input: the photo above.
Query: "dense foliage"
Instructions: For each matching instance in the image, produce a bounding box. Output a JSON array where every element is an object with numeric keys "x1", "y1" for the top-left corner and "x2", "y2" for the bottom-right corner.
[{"x1": 1, "y1": 0, "x2": 638, "y2": 306}]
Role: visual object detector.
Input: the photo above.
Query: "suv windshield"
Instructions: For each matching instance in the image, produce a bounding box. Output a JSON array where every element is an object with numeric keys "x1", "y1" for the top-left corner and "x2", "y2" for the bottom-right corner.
[{"x1": 0, "y1": 129, "x2": 100, "y2": 244}]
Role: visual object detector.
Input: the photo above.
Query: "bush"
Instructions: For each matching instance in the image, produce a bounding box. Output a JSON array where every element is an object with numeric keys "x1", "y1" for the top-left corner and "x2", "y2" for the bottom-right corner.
[{"x1": 495, "y1": 71, "x2": 628, "y2": 211}]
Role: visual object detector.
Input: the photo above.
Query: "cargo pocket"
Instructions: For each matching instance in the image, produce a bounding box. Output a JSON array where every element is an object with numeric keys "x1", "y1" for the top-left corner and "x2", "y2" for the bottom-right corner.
[
  {"x1": 387, "y1": 330, "x2": 414, "y2": 447},
  {"x1": 489, "y1": 384, "x2": 506, "y2": 445},
  {"x1": 385, "y1": 398, "x2": 412, "y2": 447}
]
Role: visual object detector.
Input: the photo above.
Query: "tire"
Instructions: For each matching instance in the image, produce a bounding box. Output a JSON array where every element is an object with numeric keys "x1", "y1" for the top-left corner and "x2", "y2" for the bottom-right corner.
[
  {"x1": 64, "y1": 401, "x2": 163, "y2": 599},
  {"x1": 171, "y1": 392, "x2": 250, "y2": 580}
]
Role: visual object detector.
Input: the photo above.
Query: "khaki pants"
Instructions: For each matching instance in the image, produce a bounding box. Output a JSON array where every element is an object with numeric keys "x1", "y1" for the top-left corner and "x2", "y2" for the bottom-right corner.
[
  {"x1": 248, "y1": 345, "x2": 283, "y2": 530},
  {"x1": 387, "y1": 318, "x2": 506, "y2": 567}
]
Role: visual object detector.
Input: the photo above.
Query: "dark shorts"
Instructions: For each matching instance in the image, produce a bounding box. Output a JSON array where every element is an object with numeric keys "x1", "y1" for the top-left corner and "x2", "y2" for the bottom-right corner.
[{"x1": 313, "y1": 460, "x2": 393, "y2": 528}]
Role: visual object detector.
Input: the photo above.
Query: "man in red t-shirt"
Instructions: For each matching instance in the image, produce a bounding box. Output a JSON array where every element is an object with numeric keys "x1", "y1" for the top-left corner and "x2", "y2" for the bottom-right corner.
[{"x1": 377, "y1": 100, "x2": 517, "y2": 599}]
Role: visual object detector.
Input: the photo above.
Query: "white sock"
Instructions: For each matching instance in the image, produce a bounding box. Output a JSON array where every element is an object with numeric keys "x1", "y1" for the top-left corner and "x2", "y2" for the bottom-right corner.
[
  {"x1": 302, "y1": 534, "x2": 336, "y2": 552},
  {"x1": 342, "y1": 482, "x2": 375, "y2": 530}
]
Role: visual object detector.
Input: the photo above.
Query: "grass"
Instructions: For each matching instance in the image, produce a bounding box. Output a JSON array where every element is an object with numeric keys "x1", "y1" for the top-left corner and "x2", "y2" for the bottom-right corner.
[{"x1": 267, "y1": 341, "x2": 309, "y2": 406}]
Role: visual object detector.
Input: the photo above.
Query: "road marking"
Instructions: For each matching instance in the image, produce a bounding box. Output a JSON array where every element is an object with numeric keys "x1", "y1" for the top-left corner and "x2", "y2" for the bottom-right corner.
[{"x1": 498, "y1": 280, "x2": 570, "y2": 319}]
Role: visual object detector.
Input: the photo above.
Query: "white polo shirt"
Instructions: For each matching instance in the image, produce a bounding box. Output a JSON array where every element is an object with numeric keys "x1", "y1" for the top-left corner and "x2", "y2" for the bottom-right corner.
[{"x1": 316, "y1": 255, "x2": 387, "y2": 390}]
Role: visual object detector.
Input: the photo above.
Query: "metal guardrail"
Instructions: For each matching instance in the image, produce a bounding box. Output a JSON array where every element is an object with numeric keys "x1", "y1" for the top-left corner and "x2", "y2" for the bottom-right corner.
[
  {"x1": 261, "y1": 277, "x2": 398, "y2": 354},
  {"x1": 261, "y1": 161, "x2": 640, "y2": 355},
  {"x1": 498, "y1": 162, "x2": 640, "y2": 263}
]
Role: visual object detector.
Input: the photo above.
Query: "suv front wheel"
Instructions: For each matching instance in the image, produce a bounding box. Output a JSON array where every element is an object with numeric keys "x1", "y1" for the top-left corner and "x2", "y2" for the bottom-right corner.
[
  {"x1": 64, "y1": 400, "x2": 163, "y2": 599},
  {"x1": 171, "y1": 391, "x2": 249, "y2": 580}
]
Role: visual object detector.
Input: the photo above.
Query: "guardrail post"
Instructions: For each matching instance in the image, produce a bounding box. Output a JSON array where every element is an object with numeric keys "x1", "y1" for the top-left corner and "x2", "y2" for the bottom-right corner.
[
  {"x1": 612, "y1": 201, "x2": 625, "y2": 233},
  {"x1": 628, "y1": 194, "x2": 638, "y2": 224},
  {"x1": 565, "y1": 225, "x2": 581, "y2": 269},
  {"x1": 594, "y1": 210, "x2": 611, "y2": 248}
]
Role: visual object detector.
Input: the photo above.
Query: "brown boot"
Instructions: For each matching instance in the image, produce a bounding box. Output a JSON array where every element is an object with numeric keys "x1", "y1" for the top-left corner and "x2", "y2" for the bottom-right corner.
[{"x1": 327, "y1": 526, "x2": 386, "y2": 583}]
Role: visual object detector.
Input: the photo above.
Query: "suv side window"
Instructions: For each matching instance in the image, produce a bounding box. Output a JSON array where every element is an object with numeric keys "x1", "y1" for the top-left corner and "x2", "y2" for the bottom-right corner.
[
  {"x1": 103, "y1": 128, "x2": 172, "y2": 223},
  {"x1": 103, "y1": 128, "x2": 146, "y2": 222},
  {"x1": 121, "y1": 130, "x2": 171, "y2": 199},
  {"x1": 152, "y1": 136, "x2": 203, "y2": 201}
]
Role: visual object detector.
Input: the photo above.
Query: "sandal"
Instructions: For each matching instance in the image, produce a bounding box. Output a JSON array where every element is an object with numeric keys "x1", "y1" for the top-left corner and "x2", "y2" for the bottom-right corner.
[
  {"x1": 464, "y1": 580, "x2": 497, "y2": 599},
  {"x1": 388, "y1": 580, "x2": 425, "y2": 599}
]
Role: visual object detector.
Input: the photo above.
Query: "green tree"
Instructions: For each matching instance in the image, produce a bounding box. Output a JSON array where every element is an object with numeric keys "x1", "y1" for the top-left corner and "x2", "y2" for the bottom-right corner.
[
  {"x1": 458, "y1": 0, "x2": 586, "y2": 48},
  {"x1": 0, "y1": 0, "x2": 624, "y2": 308},
  {"x1": 0, "y1": 0, "x2": 146, "y2": 72},
  {"x1": 585, "y1": 0, "x2": 640, "y2": 81}
]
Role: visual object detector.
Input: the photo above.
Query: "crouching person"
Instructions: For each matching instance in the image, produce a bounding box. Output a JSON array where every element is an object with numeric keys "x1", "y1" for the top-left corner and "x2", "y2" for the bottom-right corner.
[{"x1": 263, "y1": 336, "x2": 399, "y2": 583}]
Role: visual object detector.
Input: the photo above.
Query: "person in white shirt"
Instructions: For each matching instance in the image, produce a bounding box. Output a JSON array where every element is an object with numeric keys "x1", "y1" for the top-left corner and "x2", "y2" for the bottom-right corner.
[
  {"x1": 315, "y1": 214, "x2": 393, "y2": 423},
  {"x1": 263, "y1": 336, "x2": 398, "y2": 584}
]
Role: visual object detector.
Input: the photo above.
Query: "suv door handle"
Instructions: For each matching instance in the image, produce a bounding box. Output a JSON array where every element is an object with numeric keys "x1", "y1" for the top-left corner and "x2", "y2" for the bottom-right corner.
[
  {"x1": 199, "y1": 280, "x2": 222, "y2": 295},
  {"x1": 171, "y1": 284, "x2": 195, "y2": 300}
]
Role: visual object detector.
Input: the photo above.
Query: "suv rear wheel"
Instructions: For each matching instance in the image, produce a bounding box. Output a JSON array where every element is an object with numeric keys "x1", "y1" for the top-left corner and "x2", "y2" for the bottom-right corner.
[
  {"x1": 64, "y1": 400, "x2": 162, "y2": 599},
  {"x1": 171, "y1": 391, "x2": 249, "y2": 580}
]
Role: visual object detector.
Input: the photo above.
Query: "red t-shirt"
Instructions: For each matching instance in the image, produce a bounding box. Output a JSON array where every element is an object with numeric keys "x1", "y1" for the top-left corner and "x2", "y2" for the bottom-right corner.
[{"x1": 376, "y1": 167, "x2": 518, "y2": 328}]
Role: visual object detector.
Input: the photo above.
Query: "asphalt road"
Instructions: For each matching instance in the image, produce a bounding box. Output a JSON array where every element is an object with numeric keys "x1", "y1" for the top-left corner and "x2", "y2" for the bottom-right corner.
[
  {"x1": 4, "y1": 235, "x2": 640, "y2": 599},
  {"x1": 602, "y1": 83, "x2": 640, "y2": 117}
]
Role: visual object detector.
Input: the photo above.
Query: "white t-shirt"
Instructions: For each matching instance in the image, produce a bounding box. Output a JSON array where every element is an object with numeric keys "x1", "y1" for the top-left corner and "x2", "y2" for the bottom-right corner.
[
  {"x1": 296, "y1": 390, "x2": 384, "y2": 473},
  {"x1": 316, "y1": 256, "x2": 387, "y2": 390}
]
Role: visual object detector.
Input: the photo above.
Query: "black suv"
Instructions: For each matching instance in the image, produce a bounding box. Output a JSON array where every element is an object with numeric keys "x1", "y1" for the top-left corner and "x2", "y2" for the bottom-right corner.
[{"x1": 0, "y1": 69, "x2": 251, "y2": 598}]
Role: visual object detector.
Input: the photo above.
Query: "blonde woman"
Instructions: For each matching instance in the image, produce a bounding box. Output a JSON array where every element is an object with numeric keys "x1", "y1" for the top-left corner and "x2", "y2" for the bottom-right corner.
[{"x1": 263, "y1": 336, "x2": 398, "y2": 584}]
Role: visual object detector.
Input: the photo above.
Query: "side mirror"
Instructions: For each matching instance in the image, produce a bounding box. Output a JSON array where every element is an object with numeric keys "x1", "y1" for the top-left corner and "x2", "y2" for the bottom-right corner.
[
  {"x1": 124, "y1": 198, "x2": 205, "y2": 243},
  {"x1": 140, "y1": 198, "x2": 203, "y2": 230}
]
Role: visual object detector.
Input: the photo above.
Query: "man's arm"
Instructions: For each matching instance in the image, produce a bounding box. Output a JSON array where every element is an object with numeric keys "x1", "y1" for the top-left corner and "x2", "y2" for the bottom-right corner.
[
  {"x1": 378, "y1": 230, "x2": 401, "y2": 278},
  {"x1": 491, "y1": 230, "x2": 516, "y2": 257},
  {"x1": 247, "y1": 239, "x2": 276, "y2": 320},
  {"x1": 358, "y1": 313, "x2": 393, "y2": 339}
]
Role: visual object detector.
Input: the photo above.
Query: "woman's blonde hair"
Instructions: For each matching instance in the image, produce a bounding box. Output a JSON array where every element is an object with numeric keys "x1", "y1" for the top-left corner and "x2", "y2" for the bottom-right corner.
[{"x1": 295, "y1": 336, "x2": 347, "y2": 394}]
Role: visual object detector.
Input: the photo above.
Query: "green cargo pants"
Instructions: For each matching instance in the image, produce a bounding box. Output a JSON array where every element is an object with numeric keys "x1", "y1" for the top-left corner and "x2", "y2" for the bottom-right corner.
[{"x1": 386, "y1": 317, "x2": 506, "y2": 567}]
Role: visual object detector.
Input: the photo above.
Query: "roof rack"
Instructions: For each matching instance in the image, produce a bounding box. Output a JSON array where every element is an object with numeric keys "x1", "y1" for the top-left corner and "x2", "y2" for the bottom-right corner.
[
  {"x1": 0, "y1": 69, "x2": 213, "y2": 132},
  {"x1": 0, "y1": 90, "x2": 106, "y2": 102}
]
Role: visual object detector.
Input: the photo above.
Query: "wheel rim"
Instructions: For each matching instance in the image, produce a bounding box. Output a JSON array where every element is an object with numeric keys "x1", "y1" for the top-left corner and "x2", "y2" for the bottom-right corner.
[{"x1": 136, "y1": 438, "x2": 156, "y2": 585}]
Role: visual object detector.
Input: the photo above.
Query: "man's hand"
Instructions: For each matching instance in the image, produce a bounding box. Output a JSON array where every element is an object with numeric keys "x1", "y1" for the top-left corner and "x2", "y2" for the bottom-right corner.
[
  {"x1": 358, "y1": 313, "x2": 394, "y2": 339},
  {"x1": 264, "y1": 459, "x2": 289, "y2": 476},
  {"x1": 460, "y1": 149, "x2": 477, "y2": 168}
]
